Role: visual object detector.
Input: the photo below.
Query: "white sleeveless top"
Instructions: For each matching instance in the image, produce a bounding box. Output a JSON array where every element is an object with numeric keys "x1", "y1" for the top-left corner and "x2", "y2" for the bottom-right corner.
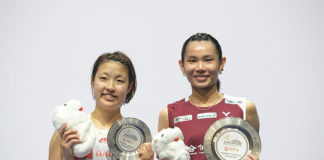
[
  {"x1": 93, "y1": 127, "x2": 117, "y2": 160},
  {"x1": 76, "y1": 115, "x2": 118, "y2": 160}
]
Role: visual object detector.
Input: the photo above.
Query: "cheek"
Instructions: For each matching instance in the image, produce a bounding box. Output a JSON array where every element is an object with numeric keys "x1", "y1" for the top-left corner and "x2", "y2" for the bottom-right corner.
[
  {"x1": 183, "y1": 64, "x2": 195, "y2": 73},
  {"x1": 116, "y1": 85, "x2": 129, "y2": 94},
  {"x1": 92, "y1": 82, "x2": 104, "y2": 94},
  {"x1": 206, "y1": 63, "x2": 219, "y2": 72}
]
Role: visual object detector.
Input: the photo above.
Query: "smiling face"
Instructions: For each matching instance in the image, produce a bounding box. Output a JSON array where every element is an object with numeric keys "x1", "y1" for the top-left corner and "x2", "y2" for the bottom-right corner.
[
  {"x1": 91, "y1": 60, "x2": 132, "y2": 111},
  {"x1": 180, "y1": 41, "x2": 226, "y2": 90}
]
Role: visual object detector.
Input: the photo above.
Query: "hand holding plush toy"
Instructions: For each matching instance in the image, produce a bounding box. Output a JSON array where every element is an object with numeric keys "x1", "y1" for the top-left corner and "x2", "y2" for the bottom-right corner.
[
  {"x1": 52, "y1": 99, "x2": 95, "y2": 158},
  {"x1": 152, "y1": 127, "x2": 190, "y2": 160}
]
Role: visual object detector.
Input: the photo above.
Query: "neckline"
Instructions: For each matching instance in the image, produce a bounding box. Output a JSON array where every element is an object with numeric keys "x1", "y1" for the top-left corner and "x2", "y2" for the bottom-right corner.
[
  {"x1": 89, "y1": 113, "x2": 122, "y2": 130},
  {"x1": 187, "y1": 98, "x2": 225, "y2": 111},
  {"x1": 187, "y1": 93, "x2": 224, "y2": 106},
  {"x1": 94, "y1": 126, "x2": 109, "y2": 132}
]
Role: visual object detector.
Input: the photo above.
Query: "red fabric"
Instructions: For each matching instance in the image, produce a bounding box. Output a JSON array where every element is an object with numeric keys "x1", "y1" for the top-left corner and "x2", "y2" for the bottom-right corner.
[{"x1": 168, "y1": 98, "x2": 244, "y2": 160}]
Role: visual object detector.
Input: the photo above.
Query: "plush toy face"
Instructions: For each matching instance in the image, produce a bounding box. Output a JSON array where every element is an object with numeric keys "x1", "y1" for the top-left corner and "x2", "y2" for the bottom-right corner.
[
  {"x1": 152, "y1": 127, "x2": 184, "y2": 152},
  {"x1": 64, "y1": 99, "x2": 83, "y2": 111}
]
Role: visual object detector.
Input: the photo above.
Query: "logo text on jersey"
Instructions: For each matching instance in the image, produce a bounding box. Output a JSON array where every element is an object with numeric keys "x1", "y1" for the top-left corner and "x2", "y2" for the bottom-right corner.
[
  {"x1": 174, "y1": 115, "x2": 192, "y2": 124},
  {"x1": 222, "y1": 112, "x2": 231, "y2": 116},
  {"x1": 197, "y1": 112, "x2": 217, "y2": 119}
]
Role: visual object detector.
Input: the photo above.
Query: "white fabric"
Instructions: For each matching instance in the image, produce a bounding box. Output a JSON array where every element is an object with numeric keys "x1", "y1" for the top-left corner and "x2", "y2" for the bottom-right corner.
[
  {"x1": 223, "y1": 94, "x2": 247, "y2": 120},
  {"x1": 152, "y1": 127, "x2": 190, "y2": 160},
  {"x1": 52, "y1": 99, "x2": 96, "y2": 158},
  {"x1": 88, "y1": 127, "x2": 118, "y2": 160}
]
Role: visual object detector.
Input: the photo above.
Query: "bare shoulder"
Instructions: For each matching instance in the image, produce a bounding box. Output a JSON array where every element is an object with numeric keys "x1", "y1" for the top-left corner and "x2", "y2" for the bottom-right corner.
[
  {"x1": 245, "y1": 99, "x2": 260, "y2": 133},
  {"x1": 246, "y1": 99, "x2": 257, "y2": 112},
  {"x1": 158, "y1": 106, "x2": 169, "y2": 132},
  {"x1": 49, "y1": 131, "x2": 62, "y2": 160}
]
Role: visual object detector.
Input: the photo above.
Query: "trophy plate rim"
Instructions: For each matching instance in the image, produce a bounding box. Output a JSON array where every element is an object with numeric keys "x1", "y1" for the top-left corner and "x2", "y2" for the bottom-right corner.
[
  {"x1": 203, "y1": 117, "x2": 261, "y2": 160},
  {"x1": 107, "y1": 117, "x2": 152, "y2": 158}
]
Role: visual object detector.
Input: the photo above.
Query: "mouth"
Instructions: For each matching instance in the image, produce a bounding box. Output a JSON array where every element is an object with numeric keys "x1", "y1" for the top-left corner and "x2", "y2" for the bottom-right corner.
[
  {"x1": 193, "y1": 75, "x2": 209, "y2": 82},
  {"x1": 102, "y1": 93, "x2": 117, "y2": 101}
]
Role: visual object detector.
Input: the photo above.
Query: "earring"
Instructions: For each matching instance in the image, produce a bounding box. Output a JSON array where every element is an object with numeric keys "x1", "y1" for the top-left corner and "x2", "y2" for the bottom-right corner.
[
  {"x1": 183, "y1": 73, "x2": 186, "y2": 76},
  {"x1": 219, "y1": 69, "x2": 223, "y2": 74}
]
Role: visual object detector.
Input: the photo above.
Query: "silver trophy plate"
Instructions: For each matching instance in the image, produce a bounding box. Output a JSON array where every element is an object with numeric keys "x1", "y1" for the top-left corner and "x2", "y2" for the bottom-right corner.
[
  {"x1": 107, "y1": 117, "x2": 152, "y2": 160},
  {"x1": 204, "y1": 117, "x2": 261, "y2": 160}
]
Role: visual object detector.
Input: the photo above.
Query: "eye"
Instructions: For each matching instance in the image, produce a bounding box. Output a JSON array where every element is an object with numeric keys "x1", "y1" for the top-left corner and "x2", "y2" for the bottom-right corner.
[
  {"x1": 100, "y1": 77, "x2": 107, "y2": 80},
  {"x1": 204, "y1": 57, "x2": 214, "y2": 62},
  {"x1": 117, "y1": 79, "x2": 125, "y2": 83},
  {"x1": 187, "y1": 59, "x2": 196, "y2": 63},
  {"x1": 161, "y1": 134, "x2": 164, "y2": 137}
]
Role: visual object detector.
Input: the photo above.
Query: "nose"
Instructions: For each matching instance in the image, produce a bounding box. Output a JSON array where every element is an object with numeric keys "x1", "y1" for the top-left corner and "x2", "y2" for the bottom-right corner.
[
  {"x1": 196, "y1": 61, "x2": 206, "y2": 73},
  {"x1": 105, "y1": 80, "x2": 116, "y2": 92}
]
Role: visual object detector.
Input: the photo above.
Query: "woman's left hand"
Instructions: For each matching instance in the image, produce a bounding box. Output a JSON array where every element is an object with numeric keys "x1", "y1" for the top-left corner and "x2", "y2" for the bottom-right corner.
[
  {"x1": 138, "y1": 143, "x2": 154, "y2": 160},
  {"x1": 244, "y1": 153, "x2": 259, "y2": 160}
]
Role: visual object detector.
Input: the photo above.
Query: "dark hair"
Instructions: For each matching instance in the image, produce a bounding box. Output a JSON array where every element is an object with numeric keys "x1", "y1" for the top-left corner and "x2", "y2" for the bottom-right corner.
[
  {"x1": 181, "y1": 33, "x2": 223, "y2": 91},
  {"x1": 91, "y1": 51, "x2": 136, "y2": 104}
]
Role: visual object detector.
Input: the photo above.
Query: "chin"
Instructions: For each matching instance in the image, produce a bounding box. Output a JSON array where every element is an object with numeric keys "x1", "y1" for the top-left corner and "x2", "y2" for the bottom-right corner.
[
  {"x1": 192, "y1": 83, "x2": 215, "y2": 90},
  {"x1": 192, "y1": 82, "x2": 209, "y2": 87},
  {"x1": 98, "y1": 100, "x2": 118, "y2": 107},
  {"x1": 100, "y1": 104, "x2": 122, "y2": 112}
]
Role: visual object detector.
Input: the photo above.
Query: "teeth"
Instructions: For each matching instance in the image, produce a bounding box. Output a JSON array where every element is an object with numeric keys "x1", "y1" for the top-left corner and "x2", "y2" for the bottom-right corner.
[{"x1": 103, "y1": 94, "x2": 116, "y2": 98}]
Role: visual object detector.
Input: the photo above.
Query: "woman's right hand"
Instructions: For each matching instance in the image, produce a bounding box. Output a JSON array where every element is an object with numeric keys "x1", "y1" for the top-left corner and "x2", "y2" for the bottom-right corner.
[
  {"x1": 244, "y1": 153, "x2": 259, "y2": 160},
  {"x1": 59, "y1": 124, "x2": 81, "y2": 160}
]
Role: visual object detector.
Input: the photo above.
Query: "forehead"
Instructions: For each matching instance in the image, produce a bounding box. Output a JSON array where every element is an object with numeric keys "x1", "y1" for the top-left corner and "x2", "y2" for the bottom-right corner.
[
  {"x1": 185, "y1": 41, "x2": 218, "y2": 57},
  {"x1": 97, "y1": 60, "x2": 129, "y2": 77}
]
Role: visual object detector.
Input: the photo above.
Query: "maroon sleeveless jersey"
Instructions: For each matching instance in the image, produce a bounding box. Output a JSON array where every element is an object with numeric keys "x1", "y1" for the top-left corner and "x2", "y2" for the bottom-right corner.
[{"x1": 168, "y1": 94, "x2": 246, "y2": 160}]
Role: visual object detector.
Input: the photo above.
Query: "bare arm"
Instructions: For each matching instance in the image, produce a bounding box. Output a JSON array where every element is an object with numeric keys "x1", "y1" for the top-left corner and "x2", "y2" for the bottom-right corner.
[
  {"x1": 158, "y1": 107, "x2": 169, "y2": 132},
  {"x1": 245, "y1": 100, "x2": 260, "y2": 133},
  {"x1": 49, "y1": 131, "x2": 63, "y2": 160},
  {"x1": 156, "y1": 107, "x2": 170, "y2": 160},
  {"x1": 245, "y1": 100, "x2": 260, "y2": 160}
]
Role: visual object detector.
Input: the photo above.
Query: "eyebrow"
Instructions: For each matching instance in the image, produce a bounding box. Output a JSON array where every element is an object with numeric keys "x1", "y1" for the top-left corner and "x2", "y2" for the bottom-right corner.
[
  {"x1": 98, "y1": 72, "x2": 126, "y2": 79},
  {"x1": 186, "y1": 55, "x2": 215, "y2": 59}
]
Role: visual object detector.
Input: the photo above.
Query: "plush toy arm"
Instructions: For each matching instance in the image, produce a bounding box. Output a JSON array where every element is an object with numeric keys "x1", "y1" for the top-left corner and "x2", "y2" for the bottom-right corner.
[
  {"x1": 72, "y1": 123, "x2": 96, "y2": 158},
  {"x1": 174, "y1": 152, "x2": 190, "y2": 160}
]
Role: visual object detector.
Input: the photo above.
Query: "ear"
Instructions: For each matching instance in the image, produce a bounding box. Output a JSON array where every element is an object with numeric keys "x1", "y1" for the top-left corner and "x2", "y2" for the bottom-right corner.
[
  {"x1": 91, "y1": 80, "x2": 94, "y2": 90},
  {"x1": 178, "y1": 60, "x2": 185, "y2": 75},
  {"x1": 219, "y1": 57, "x2": 227, "y2": 72},
  {"x1": 127, "y1": 81, "x2": 134, "y2": 94}
]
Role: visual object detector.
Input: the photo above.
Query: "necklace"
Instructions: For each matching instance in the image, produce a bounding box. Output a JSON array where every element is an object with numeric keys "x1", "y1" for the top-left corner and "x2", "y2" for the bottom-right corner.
[{"x1": 193, "y1": 104, "x2": 214, "y2": 111}]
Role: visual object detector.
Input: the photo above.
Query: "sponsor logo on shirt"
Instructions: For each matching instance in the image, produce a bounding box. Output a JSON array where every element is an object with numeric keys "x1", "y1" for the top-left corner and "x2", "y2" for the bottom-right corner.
[
  {"x1": 197, "y1": 112, "x2": 217, "y2": 119},
  {"x1": 189, "y1": 145, "x2": 197, "y2": 153},
  {"x1": 98, "y1": 138, "x2": 107, "y2": 143},
  {"x1": 95, "y1": 150, "x2": 115, "y2": 158},
  {"x1": 189, "y1": 144, "x2": 205, "y2": 155},
  {"x1": 225, "y1": 99, "x2": 242, "y2": 105},
  {"x1": 222, "y1": 112, "x2": 231, "y2": 117},
  {"x1": 91, "y1": 137, "x2": 117, "y2": 159},
  {"x1": 174, "y1": 115, "x2": 192, "y2": 124}
]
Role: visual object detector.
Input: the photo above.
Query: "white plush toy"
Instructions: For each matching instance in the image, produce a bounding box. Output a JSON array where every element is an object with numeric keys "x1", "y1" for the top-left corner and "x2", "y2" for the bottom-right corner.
[
  {"x1": 152, "y1": 127, "x2": 190, "y2": 160},
  {"x1": 52, "y1": 99, "x2": 95, "y2": 158}
]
